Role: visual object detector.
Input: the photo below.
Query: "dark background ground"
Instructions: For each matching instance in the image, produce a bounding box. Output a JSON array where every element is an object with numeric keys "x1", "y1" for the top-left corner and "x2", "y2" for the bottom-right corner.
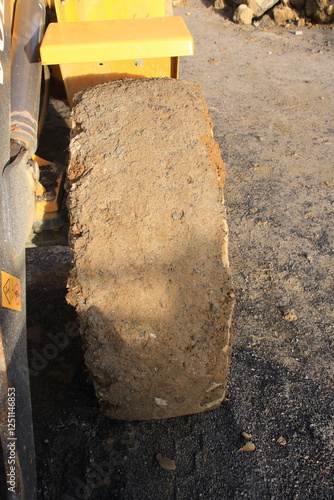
[{"x1": 24, "y1": 1, "x2": 334, "y2": 498}]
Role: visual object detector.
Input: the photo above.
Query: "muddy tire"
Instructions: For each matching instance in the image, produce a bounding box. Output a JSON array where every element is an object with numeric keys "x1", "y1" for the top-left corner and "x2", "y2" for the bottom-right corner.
[{"x1": 67, "y1": 78, "x2": 234, "y2": 420}]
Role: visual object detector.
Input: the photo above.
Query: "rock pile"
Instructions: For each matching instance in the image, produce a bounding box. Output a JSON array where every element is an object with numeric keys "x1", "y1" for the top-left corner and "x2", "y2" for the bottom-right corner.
[{"x1": 214, "y1": 0, "x2": 334, "y2": 24}]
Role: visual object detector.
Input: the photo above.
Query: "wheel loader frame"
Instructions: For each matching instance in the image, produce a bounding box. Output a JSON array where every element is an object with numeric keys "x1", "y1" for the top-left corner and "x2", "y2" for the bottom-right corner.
[{"x1": 0, "y1": 1, "x2": 193, "y2": 497}]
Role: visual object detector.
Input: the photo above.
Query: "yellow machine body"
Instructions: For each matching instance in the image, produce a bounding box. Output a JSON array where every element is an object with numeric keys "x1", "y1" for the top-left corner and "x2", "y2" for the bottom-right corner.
[
  {"x1": 53, "y1": 0, "x2": 167, "y2": 21},
  {"x1": 40, "y1": 0, "x2": 194, "y2": 107}
]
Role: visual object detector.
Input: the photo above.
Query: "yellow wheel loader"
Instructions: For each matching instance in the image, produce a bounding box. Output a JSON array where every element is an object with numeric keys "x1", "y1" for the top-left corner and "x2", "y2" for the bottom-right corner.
[{"x1": 0, "y1": 1, "x2": 234, "y2": 497}]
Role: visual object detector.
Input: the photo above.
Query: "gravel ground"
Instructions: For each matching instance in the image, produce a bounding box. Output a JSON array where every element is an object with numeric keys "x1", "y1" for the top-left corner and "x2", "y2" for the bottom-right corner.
[{"x1": 22, "y1": 1, "x2": 334, "y2": 499}]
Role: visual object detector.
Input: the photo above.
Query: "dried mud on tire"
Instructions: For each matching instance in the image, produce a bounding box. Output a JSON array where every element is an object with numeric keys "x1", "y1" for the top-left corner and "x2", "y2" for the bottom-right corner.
[{"x1": 67, "y1": 78, "x2": 234, "y2": 421}]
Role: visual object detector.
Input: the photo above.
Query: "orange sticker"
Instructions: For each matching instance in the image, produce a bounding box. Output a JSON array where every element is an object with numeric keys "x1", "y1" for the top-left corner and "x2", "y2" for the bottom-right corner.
[{"x1": 1, "y1": 271, "x2": 21, "y2": 311}]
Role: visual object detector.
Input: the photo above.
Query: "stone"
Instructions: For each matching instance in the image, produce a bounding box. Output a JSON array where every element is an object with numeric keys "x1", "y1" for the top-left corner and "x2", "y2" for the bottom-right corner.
[
  {"x1": 237, "y1": 442, "x2": 256, "y2": 452},
  {"x1": 289, "y1": 0, "x2": 307, "y2": 10},
  {"x1": 214, "y1": 0, "x2": 228, "y2": 8},
  {"x1": 247, "y1": 0, "x2": 280, "y2": 17},
  {"x1": 233, "y1": 4, "x2": 254, "y2": 24},
  {"x1": 172, "y1": 0, "x2": 188, "y2": 6},
  {"x1": 156, "y1": 454, "x2": 176, "y2": 471},
  {"x1": 305, "y1": 0, "x2": 334, "y2": 22},
  {"x1": 282, "y1": 309, "x2": 298, "y2": 322},
  {"x1": 273, "y1": 4, "x2": 299, "y2": 23},
  {"x1": 257, "y1": 13, "x2": 275, "y2": 27}
]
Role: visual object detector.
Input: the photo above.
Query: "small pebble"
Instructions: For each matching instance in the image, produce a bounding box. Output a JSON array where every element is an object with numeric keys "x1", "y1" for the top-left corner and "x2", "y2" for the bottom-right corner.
[
  {"x1": 156, "y1": 453, "x2": 176, "y2": 471},
  {"x1": 242, "y1": 431, "x2": 252, "y2": 440},
  {"x1": 155, "y1": 397, "x2": 168, "y2": 407},
  {"x1": 282, "y1": 310, "x2": 297, "y2": 322},
  {"x1": 277, "y1": 436, "x2": 287, "y2": 446},
  {"x1": 172, "y1": 210, "x2": 184, "y2": 220},
  {"x1": 238, "y1": 441, "x2": 256, "y2": 452}
]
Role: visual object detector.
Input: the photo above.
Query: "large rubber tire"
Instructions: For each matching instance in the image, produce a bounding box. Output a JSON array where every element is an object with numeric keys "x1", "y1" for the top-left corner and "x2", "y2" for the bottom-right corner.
[{"x1": 67, "y1": 78, "x2": 234, "y2": 420}]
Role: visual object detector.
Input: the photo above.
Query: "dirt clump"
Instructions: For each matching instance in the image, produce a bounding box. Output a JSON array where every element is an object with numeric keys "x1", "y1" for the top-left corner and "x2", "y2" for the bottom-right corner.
[{"x1": 67, "y1": 78, "x2": 234, "y2": 421}]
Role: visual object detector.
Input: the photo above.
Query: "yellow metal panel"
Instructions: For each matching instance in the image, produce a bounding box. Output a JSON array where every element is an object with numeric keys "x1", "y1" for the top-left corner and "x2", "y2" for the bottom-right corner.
[
  {"x1": 58, "y1": 57, "x2": 179, "y2": 107},
  {"x1": 34, "y1": 193, "x2": 63, "y2": 218},
  {"x1": 54, "y1": 0, "x2": 166, "y2": 22},
  {"x1": 40, "y1": 17, "x2": 193, "y2": 66}
]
